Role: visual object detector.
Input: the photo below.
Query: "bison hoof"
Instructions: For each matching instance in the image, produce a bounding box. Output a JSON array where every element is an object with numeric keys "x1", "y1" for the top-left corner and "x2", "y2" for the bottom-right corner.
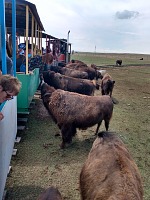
[
  {"x1": 55, "y1": 133, "x2": 61, "y2": 137},
  {"x1": 59, "y1": 142, "x2": 65, "y2": 149}
]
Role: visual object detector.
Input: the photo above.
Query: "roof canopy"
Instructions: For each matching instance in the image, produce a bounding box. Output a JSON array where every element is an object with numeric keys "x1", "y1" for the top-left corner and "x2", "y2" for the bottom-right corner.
[
  {"x1": 5, "y1": 0, "x2": 45, "y2": 36},
  {"x1": 42, "y1": 32, "x2": 67, "y2": 44}
]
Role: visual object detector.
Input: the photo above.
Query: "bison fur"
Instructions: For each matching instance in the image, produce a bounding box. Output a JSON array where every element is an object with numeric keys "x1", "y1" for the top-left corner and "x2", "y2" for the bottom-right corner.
[
  {"x1": 80, "y1": 131, "x2": 143, "y2": 200},
  {"x1": 42, "y1": 70, "x2": 97, "y2": 96},
  {"x1": 50, "y1": 65, "x2": 89, "y2": 79},
  {"x1": 66, "y1": 62, "x2": 100, "y2": 80},
  {"x1": 41, "y1": 83, "x2": 113, "y2": 148},
  {"x1": 101, "y1": 73, "x2": 115, "y2": 97}
]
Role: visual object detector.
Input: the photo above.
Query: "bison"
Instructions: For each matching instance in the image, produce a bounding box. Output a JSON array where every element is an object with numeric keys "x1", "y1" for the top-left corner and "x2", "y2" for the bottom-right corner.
[
  {"x1": 50, "y1": 65, "x2": 89, "y2": 79},
  {"x1": 80, "y1": 131, "x2": 143, "y2": 200},
  {"x1": 101, "y1": 73, "x2": 115, "y2": 97},
  {"x1": 37, "y1": 186, "x2": 63, "y2": 200},
  {"x1": 66, "y1": 62, "x2": 102, "y2": 80},
  {"x1": 41, "y1": 83, "x2": 113, "y2": 148},
  {"x1": 116, "y1": 59, "x2": 122, "y2": 66},
  {"x1": 70, "y1": 59, "x2": 85, "y2": 64},
  {"x1": 41, "y1": 70, "x2": 97, "y2": 96}
]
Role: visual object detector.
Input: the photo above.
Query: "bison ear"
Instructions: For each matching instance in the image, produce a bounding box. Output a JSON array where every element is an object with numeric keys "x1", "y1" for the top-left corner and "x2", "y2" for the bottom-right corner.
[{"x1": 113, "y1": 81, "x2": 115, "y2": 84}]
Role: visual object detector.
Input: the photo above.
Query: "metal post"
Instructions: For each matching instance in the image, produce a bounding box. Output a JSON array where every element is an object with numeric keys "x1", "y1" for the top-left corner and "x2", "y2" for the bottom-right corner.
[
  {"x1": 12, "y1": 0, "x2": 16, "y2": 76},
  {"x1": 0, "y1": 0, "x2": 7, "y2": 74},
  {"x1": 66, "y1": 30, "x2": 70, "y2": 63}
]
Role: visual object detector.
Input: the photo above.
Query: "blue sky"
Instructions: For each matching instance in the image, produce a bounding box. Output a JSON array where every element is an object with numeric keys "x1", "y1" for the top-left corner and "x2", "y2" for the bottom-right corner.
[{"x1": 30, "y1": 0, "x2": 150, "y2": 54}]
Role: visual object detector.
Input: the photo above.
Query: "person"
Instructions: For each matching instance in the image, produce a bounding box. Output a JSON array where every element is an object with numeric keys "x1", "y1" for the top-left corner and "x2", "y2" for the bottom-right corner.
[
  {"x1": 0, "y1": 48, "x2": 14, "y2": 75},
  {"x1": 0, "y1": 74, "x2": 21, "y2": 120},
  {"x1": 19, "y1": 43, "x2": 32, "y2": 73}
]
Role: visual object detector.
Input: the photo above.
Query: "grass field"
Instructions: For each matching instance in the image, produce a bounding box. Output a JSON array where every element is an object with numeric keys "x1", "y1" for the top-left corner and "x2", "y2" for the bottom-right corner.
[
  {"x1": 5, "y1": 53, "x2": 150, "y2": 200},
  {"x1": 71, "y1": 52, "x2": 150, "y2": 66}
]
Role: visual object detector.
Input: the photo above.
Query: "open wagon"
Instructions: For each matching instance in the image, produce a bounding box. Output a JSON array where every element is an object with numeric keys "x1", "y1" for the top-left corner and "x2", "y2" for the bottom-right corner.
[{"x1": 0, "y1": 0, "x2": 45, "y2": 199}]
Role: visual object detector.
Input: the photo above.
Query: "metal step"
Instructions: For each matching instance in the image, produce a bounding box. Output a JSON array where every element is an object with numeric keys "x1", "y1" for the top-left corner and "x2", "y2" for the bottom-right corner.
[
  {"x1": 17, "y1": 117, "x2": 28, "y2": 122},
  {"x1": 17, "y1": 126, "x2": 25, "y2": 131}
]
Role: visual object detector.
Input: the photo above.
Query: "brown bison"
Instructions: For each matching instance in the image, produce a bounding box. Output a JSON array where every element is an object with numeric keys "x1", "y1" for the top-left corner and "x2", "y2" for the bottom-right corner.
[
  {"x1": 37, "y1": 186, "x2": 63, "y2": 200},
  {"x1": 41, "y1": 70, "x2": 97, "y2": 96},
  {"x1": 41, "y1": 83, "x2": 113, "y2": 148},
  {"x1": 50, "y1": 65, "x2": 89, "y2": 79},
  {"x1": 80, "y1": 131, "x2": 143, "y2": 200},
  {"x1": 101, "y1": 73, "x2": 115, "y2": 97},
  {"x1": 66, "y1": 62, "x2": 102, "y2": 80},
  {"x1": 70, "y1": 59, "x2": 85, "y2": 64}
]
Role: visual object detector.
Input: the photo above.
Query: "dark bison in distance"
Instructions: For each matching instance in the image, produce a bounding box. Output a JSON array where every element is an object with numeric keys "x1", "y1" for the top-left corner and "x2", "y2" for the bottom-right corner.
[
  {"x1": 116, "y1": 59, "x2": 122, "y2": 66},
  {"x1": 80, "y1": 131, "x2": 143, "y2": 200},
  {"x1": 50, "y1": 65, "x2": 89, "y2": 79},
  {"x1": 41, "y1": 83, "x2": 113, "y2": 148},
  {"x1": 41, "y1": 70, "x2": 98, "y2": 96}
]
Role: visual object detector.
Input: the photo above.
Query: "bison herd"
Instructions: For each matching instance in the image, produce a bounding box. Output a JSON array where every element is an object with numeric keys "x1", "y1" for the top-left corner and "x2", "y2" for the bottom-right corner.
[{"x1": 38, "y1": 59, "x2": 143, "y2": 199}]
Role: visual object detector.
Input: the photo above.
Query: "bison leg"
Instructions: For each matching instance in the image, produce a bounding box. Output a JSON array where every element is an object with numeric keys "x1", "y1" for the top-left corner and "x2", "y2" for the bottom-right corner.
[
  {"x1": 60, "y1": 124, "x2": 76, "y2": 149},
  {"x1": 101, "y1": 89, "x2": 105, "y2": 95},
  {"x1": 109, "y1": 90, "x2": 112, "y2": 97},
  {"x1": 95, "y1": 121, "x2": 102, "y2": 135},
  {"x1": 104, "y1": 119, "x2": 110, "y2": 131}
]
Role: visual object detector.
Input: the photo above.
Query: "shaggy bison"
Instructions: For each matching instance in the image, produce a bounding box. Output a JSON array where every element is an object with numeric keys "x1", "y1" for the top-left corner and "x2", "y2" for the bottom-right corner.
[
  {"x1": 41, "y1": 83, "x2": 113, "y2": 148},
  {"x1": 37, "y1": 186, "x2": 63, "y2": 200},
  {"x1": 101, "y1": 73, "x2": 115, "y2": 97},
  {"x1": 116, "y1": 59, "x2": 122, "y2": 66},
  {"x1": 41, "y1": 70, "x2": 97, "y2": 96},
  {"x1": 50, "y1": 65, "x2": 89, "y2": 79},
  {"x1": 80, "y1": 131, "x2": 143, "y2": 200},
  {"x1": 66, "y1": 62, "x2": 101, "y2": 80}
]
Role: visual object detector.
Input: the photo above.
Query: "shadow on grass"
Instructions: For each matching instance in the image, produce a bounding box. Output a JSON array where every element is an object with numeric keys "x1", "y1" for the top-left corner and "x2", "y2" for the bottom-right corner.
[{"x1": 5, "y1": 185, "x2": 46, "y2": 200}]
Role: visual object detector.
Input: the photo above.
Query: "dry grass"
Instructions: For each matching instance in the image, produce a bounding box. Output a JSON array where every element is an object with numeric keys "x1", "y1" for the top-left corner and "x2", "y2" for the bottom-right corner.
[{"x1": 5, "y1": 57, "x2": 150, "y2": 200}]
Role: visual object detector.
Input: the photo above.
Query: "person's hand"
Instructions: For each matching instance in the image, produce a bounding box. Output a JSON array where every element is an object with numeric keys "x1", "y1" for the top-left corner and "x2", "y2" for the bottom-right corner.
[{"x1": 0, "y1": 112, "x2": 4, "y2": 121}]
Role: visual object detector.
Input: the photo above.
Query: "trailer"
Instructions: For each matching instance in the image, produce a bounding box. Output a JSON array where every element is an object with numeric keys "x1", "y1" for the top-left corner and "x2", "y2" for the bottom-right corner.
[{"x1": 0, "y1": 0, "x2": 45, "y2": 199}]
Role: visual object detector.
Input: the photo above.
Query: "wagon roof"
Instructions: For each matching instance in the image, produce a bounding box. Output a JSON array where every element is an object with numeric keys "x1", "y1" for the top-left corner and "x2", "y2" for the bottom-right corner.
[{"x1": 5, "y1": 0, "x2": 45, "y2": 36}]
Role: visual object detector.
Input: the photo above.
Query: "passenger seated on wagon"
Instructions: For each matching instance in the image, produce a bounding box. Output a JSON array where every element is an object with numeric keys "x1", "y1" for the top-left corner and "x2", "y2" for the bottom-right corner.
[
  {"x1": 0, "y1": 74, "x2": 21, "y2": 120},
  {"x1": 18, "y1": 52, "x2": 53, "y2": 74},
  {"x1": 19, "y1": 54, "x2": 46, "y2": 73}
]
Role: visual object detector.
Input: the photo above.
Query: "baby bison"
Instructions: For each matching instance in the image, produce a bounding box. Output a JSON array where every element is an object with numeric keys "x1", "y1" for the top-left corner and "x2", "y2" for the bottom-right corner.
[
  {"x1": 37, "y1": 186, "x2": 63, "y2": 200},
  {"x1": 80, "y1": 131, "x2": 143, "y2": 200}
]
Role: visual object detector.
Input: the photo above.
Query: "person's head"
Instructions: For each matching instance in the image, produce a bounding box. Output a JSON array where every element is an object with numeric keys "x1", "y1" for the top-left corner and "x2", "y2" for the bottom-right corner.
[
  {"x1": 23, "y1": 43, "x2": 32, "y2": 58},
  {"x1": 0, "y1": 75, "x2": 21, "y2": 103},
  {"x1": 42, "y1": 53, "x2": 53, "y2": 65}
]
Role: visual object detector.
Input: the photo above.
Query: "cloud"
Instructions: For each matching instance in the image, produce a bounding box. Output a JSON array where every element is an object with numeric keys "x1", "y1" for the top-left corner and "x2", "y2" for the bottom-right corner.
[{"x1": 115, "y1": 10, "x2": 139, "y2": 19}]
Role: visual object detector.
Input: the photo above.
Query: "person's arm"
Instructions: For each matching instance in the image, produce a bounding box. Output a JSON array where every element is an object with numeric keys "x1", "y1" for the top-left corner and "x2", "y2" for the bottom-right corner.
[{"x1": 0, "y1": 112, "x2": 4, "y2": 121}]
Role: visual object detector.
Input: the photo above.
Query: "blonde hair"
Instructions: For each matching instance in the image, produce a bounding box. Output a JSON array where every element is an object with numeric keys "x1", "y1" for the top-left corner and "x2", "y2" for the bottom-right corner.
[{"x1": 0, "y1": 75, "x2": 21, "y2": 95}]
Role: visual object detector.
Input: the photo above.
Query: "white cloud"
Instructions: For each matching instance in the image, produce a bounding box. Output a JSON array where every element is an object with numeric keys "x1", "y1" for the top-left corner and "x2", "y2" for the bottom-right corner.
[{"x1": 29, "y1": 0, "x2": 150, "y2": 54}]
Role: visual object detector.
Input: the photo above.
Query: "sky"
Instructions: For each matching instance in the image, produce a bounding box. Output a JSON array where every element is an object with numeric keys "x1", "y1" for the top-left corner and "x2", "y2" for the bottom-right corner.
[{"x1": 29, "y1": 0, "x2": 150, "y2": 54}]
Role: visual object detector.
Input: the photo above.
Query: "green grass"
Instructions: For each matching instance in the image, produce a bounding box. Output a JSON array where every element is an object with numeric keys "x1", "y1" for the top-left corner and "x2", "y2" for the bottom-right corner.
[
  {"x1": 71, "y1": 52, "x2": 150, "y2": 66},
  {"x1": 5, "y1": 53, "x2": 150, "y2": 200}
]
